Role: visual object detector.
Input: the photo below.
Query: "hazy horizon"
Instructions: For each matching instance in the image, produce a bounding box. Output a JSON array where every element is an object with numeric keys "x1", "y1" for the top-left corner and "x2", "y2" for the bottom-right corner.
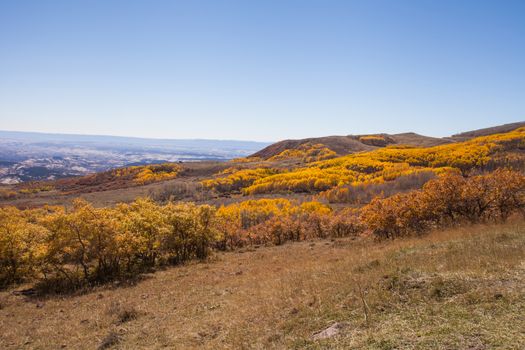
[
  {"x1": 0, "y1": 128, "x2": 273, "y2": 143},
  {"x1": 1, "y1": 120, "x2": 524, "y2": 144}
]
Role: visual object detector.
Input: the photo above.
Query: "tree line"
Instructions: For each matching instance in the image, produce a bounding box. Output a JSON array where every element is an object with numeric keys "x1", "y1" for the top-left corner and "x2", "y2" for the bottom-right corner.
[{"x1": 1, "y1": 169, "x2": 523, "y2": 290}]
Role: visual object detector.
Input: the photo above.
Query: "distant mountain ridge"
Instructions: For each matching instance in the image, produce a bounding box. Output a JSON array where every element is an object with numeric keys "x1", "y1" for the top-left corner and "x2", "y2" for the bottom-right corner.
[
  {"x1": 0, "y1": 130, "x2": 270, "y2": 152},
  {"x1": 251, "y1": 122, "x2": 525, "y2": 160}
]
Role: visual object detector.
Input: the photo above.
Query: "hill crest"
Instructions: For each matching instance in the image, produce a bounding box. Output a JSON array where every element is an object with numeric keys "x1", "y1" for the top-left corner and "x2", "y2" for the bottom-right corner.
[{"x1": 251, "y1": 122, "x2": 524, "y2": 160}]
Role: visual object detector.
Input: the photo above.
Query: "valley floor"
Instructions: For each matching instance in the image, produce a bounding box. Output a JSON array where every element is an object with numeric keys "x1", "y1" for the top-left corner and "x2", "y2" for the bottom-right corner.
[{"x1": 1, "y1": 222, "x2": 524, "y2": 349}]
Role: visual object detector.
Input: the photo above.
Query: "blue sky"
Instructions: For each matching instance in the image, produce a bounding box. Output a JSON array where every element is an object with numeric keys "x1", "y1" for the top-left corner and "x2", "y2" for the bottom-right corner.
[{"x1": 0, "y1": 0, "x2": 524, "y2": 141}]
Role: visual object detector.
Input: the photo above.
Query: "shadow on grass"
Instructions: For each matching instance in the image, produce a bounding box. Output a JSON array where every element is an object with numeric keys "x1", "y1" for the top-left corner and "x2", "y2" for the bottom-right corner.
[{"x1": 10, "y1": 273, "x2": 155, "y2": 300}]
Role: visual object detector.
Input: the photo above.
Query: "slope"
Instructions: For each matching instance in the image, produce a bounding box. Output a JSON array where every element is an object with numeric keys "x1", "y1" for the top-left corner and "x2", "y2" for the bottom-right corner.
[
  {"x1": 250, "y1": 122, "x2": 525, "y2": 160},
  {"x1": 1, "y1": 221, "x2": 523, "y2": 349}
]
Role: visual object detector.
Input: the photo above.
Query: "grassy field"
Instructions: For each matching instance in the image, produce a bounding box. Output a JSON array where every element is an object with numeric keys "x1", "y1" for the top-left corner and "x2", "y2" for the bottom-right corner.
[{"x1": 1, "y1": 221, "x2": 524, "y2": 349}]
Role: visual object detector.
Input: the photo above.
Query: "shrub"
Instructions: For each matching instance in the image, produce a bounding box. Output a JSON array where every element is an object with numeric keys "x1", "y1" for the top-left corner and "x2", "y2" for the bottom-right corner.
[
  {"x1": 202, "y1": 168, "x2": 280, "y2": 193},
  {"x1": 233, "y1": 128, "x2": 524, "y2": 195},
  {"x1": 361, "y1": 169, "x2": 525, "y2": 239},
  {"x1": 0, "y1": 207, "x2": 47, "y2": 287}
]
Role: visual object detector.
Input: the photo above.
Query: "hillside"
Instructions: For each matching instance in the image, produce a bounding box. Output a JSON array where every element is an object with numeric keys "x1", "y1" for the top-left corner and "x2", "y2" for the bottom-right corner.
[
  {"x1": 451, "y1": 121, "x2": 525, "y2": 141},
  {"x1": 250, "y1": 122, "x2": 524, "y2": 160},
  {"x1": 251, "y1": 133, "x2": 448, "y2": 160},
  {"x1": 0, "y1": 124, "x2": 524, "y2": 349},
  {"x1": 1, "y1": 124, "x2": 524, "y2": 209},
  {"x1": 205, "y1": 127, "x2": 525, "y2": 197},
  {"x1": 1, "y1": 222, "x2": 523, "y2": 349}
]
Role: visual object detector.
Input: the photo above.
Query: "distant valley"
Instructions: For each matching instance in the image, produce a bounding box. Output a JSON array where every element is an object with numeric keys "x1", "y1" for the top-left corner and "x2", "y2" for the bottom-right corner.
[{"x1": 0, "y1": 130, "x2": 270, "y2": 184}]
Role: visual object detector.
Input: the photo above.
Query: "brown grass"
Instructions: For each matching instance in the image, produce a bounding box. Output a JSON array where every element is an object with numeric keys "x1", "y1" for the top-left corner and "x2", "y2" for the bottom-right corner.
[{"x1": 1, "y1": 221, "x2": 524, "y2": 349}]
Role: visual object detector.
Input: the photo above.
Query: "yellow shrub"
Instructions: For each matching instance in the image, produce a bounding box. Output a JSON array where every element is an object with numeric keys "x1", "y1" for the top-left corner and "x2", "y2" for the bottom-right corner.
[
  {"x1": 202, "y1": 167, "x2": 280, "y2": 193},
  {"x1": 235, "y1": 128, "x2": 525, "y2": 195},
  {"x1": 268, "y1": 143, "x2": 337, "y2": 162},
  {"x1": 359, "y1": 135, "x2": 389, "y2": 146},
  {"x1": 133, "y1": 163, "x2": 181, "y2": 184},
  {"x1": 0, "y1": 207, "x2": 48, "y2": 286}
]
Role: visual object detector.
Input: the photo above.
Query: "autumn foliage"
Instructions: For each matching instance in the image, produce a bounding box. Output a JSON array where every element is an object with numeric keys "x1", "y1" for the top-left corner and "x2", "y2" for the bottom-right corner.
[
  {"x1": 358, "y1": 135, "x2": 390, "y2": 147},
  {"x1": 267, "y1": 143, "x2": 337, "y2": 162},
  {"x1": 215, "y1": 199, "x2": 362, "y2": 248},
  {"x1": 217, "y1": 128, "x2": 524, "y2": 195},
  {"x1": 1, "y1": 168, "x2": 524, "y2": 289},
  {"x1": 202, "y1": 167, "x2": 280, "y2": 193},
  {"x1": 0, "y1": 197, "x2": 361, "y2": 289},
  {"x1": 46, "y1": 163, "x2": 182, "y2": 194},
  {"x1": 1, "y1": 127, "x2": 525, "y2": 291},
  {"x1": 0, "y1": 199, "x2": 217, "y2": 289},
  {"x1": 361, "y1": 169, "x2": 525, "y2": 239}
]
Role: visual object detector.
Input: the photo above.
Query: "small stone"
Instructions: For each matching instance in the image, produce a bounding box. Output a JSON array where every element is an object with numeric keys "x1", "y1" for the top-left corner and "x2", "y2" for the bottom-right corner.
[{"x1": 312, "y1": 322, "x2": 349, "y2": 340}]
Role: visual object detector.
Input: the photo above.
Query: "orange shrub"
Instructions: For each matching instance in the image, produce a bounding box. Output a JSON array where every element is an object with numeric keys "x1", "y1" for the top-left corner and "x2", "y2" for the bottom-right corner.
[{"x1": 361, "y1": 169, "x2": 525, "y2": 239}]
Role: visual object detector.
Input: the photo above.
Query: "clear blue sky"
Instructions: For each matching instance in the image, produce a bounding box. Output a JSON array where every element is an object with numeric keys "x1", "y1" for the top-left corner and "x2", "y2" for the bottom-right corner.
[{"x1": 1, "y1": 0, "x2": 524, "y2": 141}]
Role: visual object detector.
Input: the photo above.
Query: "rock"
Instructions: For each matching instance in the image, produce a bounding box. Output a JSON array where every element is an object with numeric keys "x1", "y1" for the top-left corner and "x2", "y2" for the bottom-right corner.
[{"x1": 312, "y1": 322, "x2": 348, "y2": 340}]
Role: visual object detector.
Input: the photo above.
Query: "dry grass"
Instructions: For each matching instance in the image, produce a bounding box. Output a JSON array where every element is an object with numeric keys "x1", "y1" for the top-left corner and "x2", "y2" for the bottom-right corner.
[{"x1": 1, "y1": 221, "x2": 524, "y2": 349}]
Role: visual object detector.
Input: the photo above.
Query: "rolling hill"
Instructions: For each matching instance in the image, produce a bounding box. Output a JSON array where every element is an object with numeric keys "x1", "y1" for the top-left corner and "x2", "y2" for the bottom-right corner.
[
  {"x1": 250, "y1": 122, "x2": 524, "y2": 160},
  {"x1": 450, "y1": 121, "x2": 525, "y2": 141},
  {"x1": 0, "y1": 123, "x2": 524, "y2": 350},
  {"x1": 1, "y1": 122, "x2": 524, "y2": 209}
]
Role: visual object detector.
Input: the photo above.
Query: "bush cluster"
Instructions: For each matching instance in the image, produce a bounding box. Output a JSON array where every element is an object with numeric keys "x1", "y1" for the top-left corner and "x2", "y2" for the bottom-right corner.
[
  {"x1": 321, "y1": 170, "x2": 437, "y2": 204},
  {"x1": 267, "y1": 142, "x2": 337, "y2": 162},
  {"x1": 215, "y1": 199, "x2": 362, "y2": 248},
  {"x1": 361, "y1": 169, "x2": 525, "y2": 239},
  {"x1": 1, "y1": 169, "x2": 523, "y2": 290},
  {"x1": 0, "y1": 198, "x2": 360, "y2": 289},
  {"x1": 0, "y1": 199, "x2": 216, "y2": 289},
  {"x1": 202, "y1": 167, "x2": 280, "y2": 193},
  {"x1": 221, "y1": 128, "x2": 524, "y2": 195}
]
